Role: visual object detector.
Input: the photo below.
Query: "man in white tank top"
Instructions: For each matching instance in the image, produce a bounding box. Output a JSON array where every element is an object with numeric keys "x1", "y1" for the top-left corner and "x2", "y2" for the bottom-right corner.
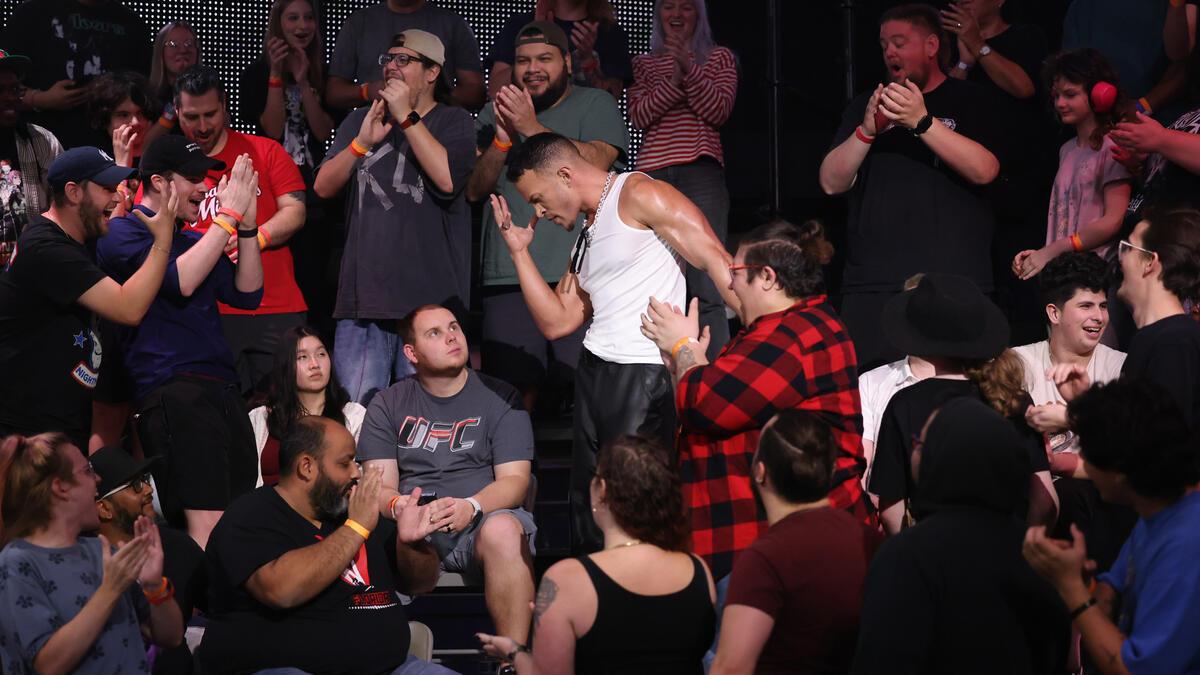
[{"x1": 490, "y1": 132, "x2": 739, "y2": 551}]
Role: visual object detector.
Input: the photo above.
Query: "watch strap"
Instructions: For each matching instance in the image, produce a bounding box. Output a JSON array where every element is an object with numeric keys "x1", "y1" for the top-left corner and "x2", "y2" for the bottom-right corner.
[
  {"x1": 978, "y1": 43, "x2": 993, "y2": 58},
  {"x1": 912, "y1": 114, "x2": 934, "y2": 136},
  {"x1": 399, "y1": 110, "x2": 421, "y2": 130},
  {"x1": 465, "y1": 497, "x2": 482, "y2": 516}
]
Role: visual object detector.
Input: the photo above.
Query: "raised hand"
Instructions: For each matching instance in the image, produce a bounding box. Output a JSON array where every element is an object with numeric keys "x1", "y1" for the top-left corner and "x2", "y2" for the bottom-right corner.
[
  {"x1": 37, "y1": 79, "x2": 88, "y2": 110},
  {"x1": 289, "y1": 46, "x2": 310, "y2": 85},
  {"x1": 133, "y1": 182, "x2": 180, "y2": 243},
  {"x1": 216, "y1": 154, "x2": 257, "y2": 217},
  {"x1": 356, "y1": 99, "x2": 394, "y2": 149},
  {"x1": 111, "y1": 123, "x2": 139, "y2": 168},
  {"x1": 492, "y1": 100, "x2": 514, "y2": 146},
  {"x1": 495, "y1": 85, "x2": 538, "y2": 138},
  {"x1": 1109, "y1": 112, "x2": 1166, "y2": 155},
  {"x1": 940, "y1": 3, "x2": 983, "y2": 57},
  {"x1": 862, "y1": 84, "x2": 886, "y2": 136},
  {"x1": 490, "y1": 195, "x2": 537, "y2": 254},
  {"x1": 267, "y1": 37, "x2": 290, "y2": 77},
  {"x1": 133, "y1": 517, "x2": 165, "y2": 585},
  {"x1": 572, "y1": 21, "x2": 600, "y2": 61},
  {"x1": 379, "y1": 78, "x2": 414, "y2": 123},
  {"x1": 348, "y1": 463, "x2": 383, "y2": 533},
  {"x1": 640, "y1": 296, "x2": 700, "y2": 353},
  {"x1": 879, "y1": 80, "x2": 929, "y2": 130},
  {"x1": 396, "y1": 487, "x2": 455, "y2": 543},
  {"x1": 98, "y1": 533, "x2": 150, "y2": 596},
  {"x1": 1023, "y1": 524, "x2": 1089, "y2": 590}
]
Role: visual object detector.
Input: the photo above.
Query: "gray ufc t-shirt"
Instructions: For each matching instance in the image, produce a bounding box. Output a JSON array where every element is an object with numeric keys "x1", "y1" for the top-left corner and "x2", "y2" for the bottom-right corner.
[{"x1": 357, "y1": 370, "x2": 534, "y2": 498}]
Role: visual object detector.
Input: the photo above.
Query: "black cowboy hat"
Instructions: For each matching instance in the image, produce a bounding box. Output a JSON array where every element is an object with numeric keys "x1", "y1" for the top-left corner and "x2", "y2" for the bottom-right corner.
[{"x1": 882, "y1": 273, "x2": 1009, "y2": 360}]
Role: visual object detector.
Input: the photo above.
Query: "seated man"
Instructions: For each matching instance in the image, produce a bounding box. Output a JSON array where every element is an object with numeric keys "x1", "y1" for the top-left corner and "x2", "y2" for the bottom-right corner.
[
  {"x1": 1025, "y1": 378, "x2": 1200, "y2": 674},
  {"x1": 358, "y1": 304, "x2": 537, "y2": 650},
  {"x1": 199, "y1": 417, "x2": 455, "y2": 675},
  {"x1": 0, "y1": 433, "x2": 183, "y2": 673},
  {"x1": 91, "y1": 445, "x2": 207, "y2": 675}
]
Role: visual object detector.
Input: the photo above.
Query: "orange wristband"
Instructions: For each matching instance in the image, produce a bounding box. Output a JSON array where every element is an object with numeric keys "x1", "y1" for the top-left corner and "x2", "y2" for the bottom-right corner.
[
  {"x1": 257, "y1": 228, "x2": 272, "y2": 249},
  {"x1": 213, "y1": 215, "x2": 237, "y2": 236},
  {"x1": 268, "y1": 76, "x2": 284, "y2": 88},
  {"x1": 142, "y1": 577, "x2": 174, "y2": 605},
  {"x1": 492, "y1": 136, "x2": 513, "y2": 152},
  {"x1": 350, "y1": 139, "x2": 371, "y2": 157},
  {"x1": 360, "y1": 82, "x2": 371, "y2": 101},
  {"x1": 217, "y1": 207, "x2": 244, "y2": 224},
  {"x1": 388, "y1": 495, "x2": 401, "y2": 518},
  {"x1": 157, "y1": 115, "x2": 175, "y2": 129},
  {"x1": 1070, "y1": 233, "x2": 1084, "y2": 252},
  {"x1": 670, "y1": 336, "x2": 697, "y2": 360}
]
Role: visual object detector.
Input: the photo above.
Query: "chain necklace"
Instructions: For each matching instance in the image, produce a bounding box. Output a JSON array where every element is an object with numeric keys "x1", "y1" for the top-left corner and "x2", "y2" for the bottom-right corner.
[
  {"x1": 583, "y1": 171, "x2": 616, "y2": 246},
  {"x1": 606, "y1": 539, "x2": 643, "y2": 550}
]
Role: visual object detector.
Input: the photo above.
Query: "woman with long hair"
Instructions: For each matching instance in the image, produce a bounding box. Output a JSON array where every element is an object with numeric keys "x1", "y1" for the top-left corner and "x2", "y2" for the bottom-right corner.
[
  {"x1": 248, "y1": 326, "x2": 365, "y2": 487},
  {"x1": 628, "y1": 0, "x2": 738, "y2": 360},
  {"x1": 143, "y1": 20, "x2": 202, "y2": 147},
  {"x1": 477, "y1": 436, "x2": 716, "y2": 674}
]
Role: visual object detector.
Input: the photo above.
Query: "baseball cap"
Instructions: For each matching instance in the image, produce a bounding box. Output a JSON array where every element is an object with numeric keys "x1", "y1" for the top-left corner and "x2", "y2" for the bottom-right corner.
[
  {"x1": 91, "y1": 446, "x2": 160, "y2": 501},
  {"x1": 392, "y1": 29, "x2": 446, "y2": 67},
  {"x1": 0, "y1": 50, "x2": 31, "y2": 79},
  {"x1": 139, "y1": 135, "x2": 226, "y2": 179},
  {"x1": 47, "y1": 147, "x2": 137, "y2": 189},
  {"x1": 515, "y1": 21, "x2": 570, "y2": 55}
]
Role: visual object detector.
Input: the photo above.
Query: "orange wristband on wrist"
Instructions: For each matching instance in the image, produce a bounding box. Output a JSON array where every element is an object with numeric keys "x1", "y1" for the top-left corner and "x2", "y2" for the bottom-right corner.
[
  {"x1": 157, "y1": 115, "x2": 175, "y2": 129},
  {"x1": 350, "y1": 139, "x2": 371, "y2": 157},
  {"x1": 268, "y1": 76, "x2": 285, "y2": 88},
  {"x1": 492, "y1": 136, "x2": 513, "y2": 152},
  {"x1": 388, "y1": 495, "x2": 401, "y2": 518},
  {"x1": 213, "y1": 215, "x2": 237, "y2": 236},
  {"x1": 142, "y1": 577, "x2": 175, "y2": 605},
  {"x1": 1070, "y1": 233, "x2": 1084, "y2": 252},
  {"x1": 257, "y1": 228, "x2": 272, "y2": 249},
  {"x1": 217, "y1": 207, "x2": 244, "y2": 224},
  {"x1": 360, "y1": 82, "x2": 371, "y2": 101},
  {"x1": 670, "y1": 336, "x2": 697, "y2": 360}
]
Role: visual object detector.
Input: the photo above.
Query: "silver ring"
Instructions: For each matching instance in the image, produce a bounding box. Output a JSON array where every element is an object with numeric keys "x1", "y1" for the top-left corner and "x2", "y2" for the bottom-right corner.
[{"x1": 957, "y1": 22, "x2": 962, "y2": 28}]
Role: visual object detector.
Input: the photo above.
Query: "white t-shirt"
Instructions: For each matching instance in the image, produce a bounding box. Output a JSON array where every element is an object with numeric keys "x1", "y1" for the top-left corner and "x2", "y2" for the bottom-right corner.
[
  {"x1": 248, "y1": 402, "x2": 367, "y2": 487},
  {"x1": 859, "y1": 357, "x2": 925, "y2": 445},
  {"x1": 1013, "y1": 340, "x2": 1125, "y2": 453}
]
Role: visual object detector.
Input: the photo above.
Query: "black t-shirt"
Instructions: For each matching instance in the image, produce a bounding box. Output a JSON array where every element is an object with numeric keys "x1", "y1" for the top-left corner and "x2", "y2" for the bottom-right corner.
[
  {"x1": 869, "y1": 378, "x2": 1048, "y2": 505},
  {"x1": 833, "y1": 77, "x2": 1007, "y2": 292},
  {"x1": 852, "y1": 510, "x2": 1068, "y2": 675},
  {"x1": 154, "y1": 525, "x2": 207, "y2": 675},
  {"x1": 199, "y1": 487, "x2": 411, "y2": 675},
  {"x1": 1122, "y1": 314, "x2": 1200, "y2": 428},
  {"x1": 0, "y1": 0, "x2": 152, "y2": 149},
  {"x1": 0, "y1": 215, "x2": 106, "y2": 442},
  {"x1": 1124, "y1": 107, "x2": 1200, "y2": 237}
]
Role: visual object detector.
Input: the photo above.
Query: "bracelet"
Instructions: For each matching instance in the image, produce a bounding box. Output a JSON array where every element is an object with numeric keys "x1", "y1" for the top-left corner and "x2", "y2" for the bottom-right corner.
[
  {"x1": 157, "y1": 115, "x2": 175, "y2": 129},
  {"x1": 388, "y1": 495, "x2": 401, "y2": 519},
  {"x1": 257, "y1": 231, "x2": 269, "y2": 249},
  {"x1": 492, "y1": 136, "x2": 513, "y2": 152},
  {"x1": 350, "y1": 139, "x2": 371, "y2": 157},
  {"x1": 268, "y1": 76, "x2": 285, "y2": 88},
  {"x1": 213, "y1": 215, "x2": 237, "y2": 236},
  {"x1": 1070, "y1": 233, "x2": 1084, "y2": 252},
  {"x1": 150, "y1": 243, "x2": 171, "y2": 255},
  {"x1": 505, "y1": 643, "x2": 531, "y2": 662},
  {"x1": 360, "y1": 82, "x2": 371, "y2": 101},
  {"x1": 142, "y1": 577, "x2": 174, "y2": 605},
  {"x1": 1137, "y1": 97, "x2": 1153, "y2": 115},
  {"x1": 236, "y1": 227, "x2": 259, "y2": 239},
  {"x1": 344, "y1": 518, "x2": 371, "y2": 539},
  {"x1": 955, "y1": 60, "x2": 972, "y2": 72},
  {"x1": 855, "y1": 126, "x2": 875, "y2": 145},
  {"x1": 670, "y1": 336, "x2": 698, "y2": 360},
  {"x1": 1068, "y1": 597, "x2": 1097, "y2": 621},
  {"x1": 217, "y1": 207, "x2": 244, "y2": 224}
]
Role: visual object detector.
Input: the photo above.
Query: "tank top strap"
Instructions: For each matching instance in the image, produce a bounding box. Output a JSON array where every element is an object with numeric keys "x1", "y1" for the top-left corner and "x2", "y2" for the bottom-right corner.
[{"x1": 576, "y1": 554, "x2": 623, "y2": 596}]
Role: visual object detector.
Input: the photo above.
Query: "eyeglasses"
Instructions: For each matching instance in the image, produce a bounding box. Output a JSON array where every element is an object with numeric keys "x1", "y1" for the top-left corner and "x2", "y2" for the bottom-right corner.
[
  {"x1": 164, "y1": 40, "x2": 196, "y2": 50},
  {"x1": 99, "y1": 472, "x2": 152, "y2": 501},
  {"x1": 378, "y1": 53, "x2": 421, "y2": 67},
  {"x1": 729, "y1": 263, "x2": 763, "y2": 277},
  {"x1": 0, "y1": 84, "x2": 26, "y2": 98},
  {"x1": 1118, "y1": 240, "x2": 1155, "y2": 258}
]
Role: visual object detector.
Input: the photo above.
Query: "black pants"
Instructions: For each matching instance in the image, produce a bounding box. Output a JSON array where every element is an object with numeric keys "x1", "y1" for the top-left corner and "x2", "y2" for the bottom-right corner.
[
  {"x1": 137, "y1": 375, "x2": 257, "y2": 525},
  {"x1": 571, "y1": 350, "x2": 676, "y2": 552}
]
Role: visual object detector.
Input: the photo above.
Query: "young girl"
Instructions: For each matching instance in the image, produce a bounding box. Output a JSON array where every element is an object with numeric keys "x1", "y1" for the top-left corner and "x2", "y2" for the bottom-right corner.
[{"x1": 1013, "y1": 48, "x2": 1132, "y2": 281}]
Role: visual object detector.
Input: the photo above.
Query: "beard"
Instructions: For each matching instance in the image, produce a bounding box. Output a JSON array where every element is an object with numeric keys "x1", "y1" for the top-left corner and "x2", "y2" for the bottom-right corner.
[
  {"x1": 310, "y1": 468, "x2": 352, "y2": 523},
  {"x1": 530, "y1": 71, "x2": 570, "y2": 112},
  {"x1": 108, "y1": 502, "x2": 139, "y2": 537},
  {"x1": 79, "y1": 192, "x2": 108, "y2": 239}
]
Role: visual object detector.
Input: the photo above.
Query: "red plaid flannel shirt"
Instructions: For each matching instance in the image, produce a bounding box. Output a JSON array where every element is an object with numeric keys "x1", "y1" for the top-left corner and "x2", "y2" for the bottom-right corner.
[{"x1": 677, "y1": 296, "x2": 869, "y2": 578}]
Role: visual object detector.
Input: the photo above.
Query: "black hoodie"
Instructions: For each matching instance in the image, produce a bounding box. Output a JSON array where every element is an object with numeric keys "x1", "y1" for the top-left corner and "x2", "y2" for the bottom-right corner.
[{"x1": 852, "y1": 398, "x2": 1068, "y2": 675}]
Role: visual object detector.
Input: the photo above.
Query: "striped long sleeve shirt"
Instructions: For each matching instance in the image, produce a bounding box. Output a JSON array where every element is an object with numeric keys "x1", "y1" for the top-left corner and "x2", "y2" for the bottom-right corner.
[{"x1": 628, "y1": 46, "x2": 737, "y2": 172}]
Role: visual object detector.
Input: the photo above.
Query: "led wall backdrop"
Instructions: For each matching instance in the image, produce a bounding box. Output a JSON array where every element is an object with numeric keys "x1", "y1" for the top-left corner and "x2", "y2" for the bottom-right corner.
[{"x1": 0, "y1": 0, "x2": 656, "y2": 160}]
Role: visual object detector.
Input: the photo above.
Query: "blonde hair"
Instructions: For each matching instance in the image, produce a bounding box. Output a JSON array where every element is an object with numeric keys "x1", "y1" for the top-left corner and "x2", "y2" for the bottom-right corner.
[{"x1": 149, "y1": 21, "x2": 201, "y2": 101}]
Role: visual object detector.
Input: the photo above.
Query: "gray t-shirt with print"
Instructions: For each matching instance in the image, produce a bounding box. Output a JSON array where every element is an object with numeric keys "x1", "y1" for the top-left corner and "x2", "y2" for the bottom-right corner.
[
  {"x1": 329, "y1": 2, "x2": 483, "y2": 85},
  {"x1": 0, "y1": 537, "x2": 150, "y2": 674},
  {"x1": 357, "y1": 370, "x2": 535, "y2": 498},
  {"x1": 323, "y1": 103, "x2": 476, "y2": 320}
]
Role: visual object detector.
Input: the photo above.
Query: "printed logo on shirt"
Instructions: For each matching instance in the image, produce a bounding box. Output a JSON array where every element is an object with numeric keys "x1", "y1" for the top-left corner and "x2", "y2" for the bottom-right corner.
[
  {"x1": 314, "y1": 533, "x2": 399, "y2": 610},
  {"x1": 191, "y1": 184, "x2": 264, "y2": 233},
  {"x1": 397, "y1": 416, "x2": 481, "y2": 453},
  {"x1": 69, "y1": 326, "x2": 101, "y2": 390}
]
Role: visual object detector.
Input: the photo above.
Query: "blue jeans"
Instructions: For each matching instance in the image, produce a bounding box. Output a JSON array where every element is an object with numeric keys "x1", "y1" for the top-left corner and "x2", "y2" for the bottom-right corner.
[
  {"x1": 703, "y1": 573, "x2": 731, "y2": 672},
  {"x1": 255, "y1": 655, "x2": 459, "y2": 675},
  {"x1": 334, "y1": 318, "x2": 416, "y2": 404}
]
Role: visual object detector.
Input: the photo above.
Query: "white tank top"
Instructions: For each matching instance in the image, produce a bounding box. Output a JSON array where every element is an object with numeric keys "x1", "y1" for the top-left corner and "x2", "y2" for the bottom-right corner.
[{"x1": 574, "y1": 172, "x2": 686, "y2": 365}]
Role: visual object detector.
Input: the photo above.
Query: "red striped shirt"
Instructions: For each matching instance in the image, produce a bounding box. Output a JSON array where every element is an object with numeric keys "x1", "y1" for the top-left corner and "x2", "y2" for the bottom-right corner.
[{"x1": 628, "y1": 47, "x2": 737, "y2": 172}]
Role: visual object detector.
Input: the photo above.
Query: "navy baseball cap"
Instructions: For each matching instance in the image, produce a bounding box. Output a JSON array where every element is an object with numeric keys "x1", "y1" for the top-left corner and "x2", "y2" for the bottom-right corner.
[
  {"x1": 139, "y1": 135, "x2": 225, "y2": 179},
  {"x1": 47, "y1": 147, "x2": 136, "y2": 189}
]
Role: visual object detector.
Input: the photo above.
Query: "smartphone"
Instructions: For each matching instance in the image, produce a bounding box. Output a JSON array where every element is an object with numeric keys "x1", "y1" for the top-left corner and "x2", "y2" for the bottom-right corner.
[{"x1": 417, "y1": 491, "x2": 438, "y2": 506}]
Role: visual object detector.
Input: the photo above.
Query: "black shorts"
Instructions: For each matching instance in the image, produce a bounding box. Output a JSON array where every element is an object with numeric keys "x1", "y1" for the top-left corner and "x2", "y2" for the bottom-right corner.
[
  {"x1": 136, "y1": 375, "x2": 257, "y2": 521},
  {"x1": 481, "y1": 286, "x2": 586, "y2": 389}
]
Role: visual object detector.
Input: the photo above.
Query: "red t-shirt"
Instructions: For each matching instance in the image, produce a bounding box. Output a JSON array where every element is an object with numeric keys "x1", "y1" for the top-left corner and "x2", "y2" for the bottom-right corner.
[
  {"x1": 725, "y1": 507, "x2": 883, "y2": 675},
  {"x1": 185, "y1": 130, "x2": 307, "y2": 315}
]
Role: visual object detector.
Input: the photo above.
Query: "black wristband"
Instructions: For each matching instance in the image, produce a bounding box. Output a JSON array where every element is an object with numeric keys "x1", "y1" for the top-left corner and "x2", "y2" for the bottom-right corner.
[
  {"x1": 236, "y1": 228, "x2": 258, "y2": 238},
  {"x1": 912, "y1": 113, "x2": 934, "y2": 136},
  {"x1": 1068, "y1": 597, "x2": 1096, "y2": 621}
]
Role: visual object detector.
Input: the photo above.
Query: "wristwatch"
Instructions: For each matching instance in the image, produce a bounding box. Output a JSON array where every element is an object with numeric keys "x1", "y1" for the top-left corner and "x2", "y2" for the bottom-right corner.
[
  {"x1": 399, "y1": 110, "x2": 422, "y2": 130},
  {"x1": 955, "y1": 60, "x2": 972, "y2": 72},
  {"x1": 912, "y1": 114, "x2": 934, "y2": 136},
  {"x1": 465, "y1": 497, "x2": 483, "y2": 523},
  {"x1": 977, "y1": 43, "x2": 993, "y2": 59}
]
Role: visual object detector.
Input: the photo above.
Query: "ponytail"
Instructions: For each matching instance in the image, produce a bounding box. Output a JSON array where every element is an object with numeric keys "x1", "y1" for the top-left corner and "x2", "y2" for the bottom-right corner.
[{"x1": 963, "y1": 349, "x2": 1027, "y2": 418}]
